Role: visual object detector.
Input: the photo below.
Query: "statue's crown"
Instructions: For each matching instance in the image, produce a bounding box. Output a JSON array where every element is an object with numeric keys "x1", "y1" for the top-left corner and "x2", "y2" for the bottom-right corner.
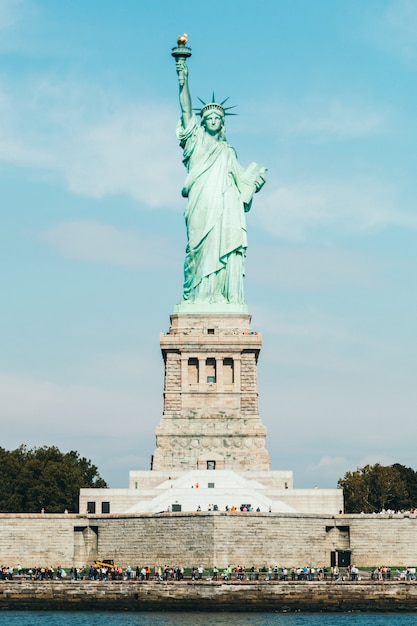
[
  {"x1": 194, "y1": 93, "x2": 237, "y2": 118},
  {"x1": 200, "y1": 102, "x2": 225, "y2": 118}
]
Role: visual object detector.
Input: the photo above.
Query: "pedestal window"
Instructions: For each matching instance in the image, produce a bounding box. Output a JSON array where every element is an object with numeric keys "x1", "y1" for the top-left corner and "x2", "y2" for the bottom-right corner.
[{"x1": 206, "y1": 358, "x2": 216, "y2": 383}]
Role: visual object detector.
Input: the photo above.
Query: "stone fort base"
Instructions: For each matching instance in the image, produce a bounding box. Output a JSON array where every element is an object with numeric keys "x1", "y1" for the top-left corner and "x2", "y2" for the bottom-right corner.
[{"x1": 1, "y1": 511, "x2": 416, "y2": 569}]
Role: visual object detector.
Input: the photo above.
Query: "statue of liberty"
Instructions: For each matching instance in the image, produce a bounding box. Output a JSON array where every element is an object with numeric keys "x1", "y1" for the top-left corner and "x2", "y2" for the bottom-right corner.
[{"x1": 173, "y1": 36, "x2": 267, "y2": 308}]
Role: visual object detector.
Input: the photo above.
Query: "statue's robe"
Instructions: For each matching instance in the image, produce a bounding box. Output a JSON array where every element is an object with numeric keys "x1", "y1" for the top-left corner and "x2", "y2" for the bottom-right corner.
[{"x1": 177, "y1": 115, "x2": 262, "y2": 304}]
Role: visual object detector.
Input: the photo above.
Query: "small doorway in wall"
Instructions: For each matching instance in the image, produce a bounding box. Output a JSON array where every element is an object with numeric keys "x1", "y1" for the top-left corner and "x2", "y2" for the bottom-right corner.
[
  {"x1": 330, "y1": 550, "x2": 351, "y2": 568},
  {"x1": 207, "y1": 460, "x2": 216, "y2": 470}
]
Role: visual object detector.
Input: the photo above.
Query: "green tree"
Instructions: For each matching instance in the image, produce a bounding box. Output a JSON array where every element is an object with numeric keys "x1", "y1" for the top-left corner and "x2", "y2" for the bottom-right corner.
[
  {"x1": 392, "y1": 464, "x2": 417, "y2": 509},
  {"x1": 338, "y1": 463, "x2": 409, "y2": 513},
  {"x1": 338, "y1": 465, "x2": 374, "y2": 513},
  {"x1": 0, "y1": 445, "x2": 107, "y2": 513}
]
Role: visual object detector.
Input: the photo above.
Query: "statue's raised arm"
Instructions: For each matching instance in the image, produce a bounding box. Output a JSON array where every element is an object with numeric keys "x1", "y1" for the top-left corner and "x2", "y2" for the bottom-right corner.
[
  {"x1": 172, "y1": 34, "x2": 192, "y2": 128},
  {"x1": 176, "y1": 59, "x2": 192, "y2": 128}
]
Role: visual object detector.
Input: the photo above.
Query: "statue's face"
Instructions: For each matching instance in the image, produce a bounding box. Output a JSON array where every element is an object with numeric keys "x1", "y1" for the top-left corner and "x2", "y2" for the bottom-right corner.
[{"x1": 202, "y1": 112, "x2": 223, "y2": 136}]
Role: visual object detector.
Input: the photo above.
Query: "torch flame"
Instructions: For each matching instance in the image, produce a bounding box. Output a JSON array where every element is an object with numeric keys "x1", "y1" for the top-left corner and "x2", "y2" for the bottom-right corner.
[{"x1": 177, "y1": 34, "x2": 188, "y2": 46}]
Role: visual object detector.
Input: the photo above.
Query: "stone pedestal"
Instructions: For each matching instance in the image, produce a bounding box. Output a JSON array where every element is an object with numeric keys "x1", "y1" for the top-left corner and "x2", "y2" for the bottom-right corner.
[
  {"x1": 152, "y1": 313, "x2": 271, "y2": 472},
  {"x1": 78, "y1": 309, "x2": 344, "y2": 515}
]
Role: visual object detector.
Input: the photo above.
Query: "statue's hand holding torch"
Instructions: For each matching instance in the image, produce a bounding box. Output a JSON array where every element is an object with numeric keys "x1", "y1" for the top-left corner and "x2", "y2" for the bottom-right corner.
[
  {"x1": 176, "y1": 58, "x2": 188, "y2": 87},
  {"x1": 172, "y1": 34, "x2": 192, "y2": 87}
]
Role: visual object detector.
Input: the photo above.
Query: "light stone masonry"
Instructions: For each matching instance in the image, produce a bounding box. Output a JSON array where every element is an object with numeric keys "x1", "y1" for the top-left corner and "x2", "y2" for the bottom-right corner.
[
  {"x1": 1, "y1": 512, "x2": 417, "y2": 569},
  {"x1": 152, "y1": 313, "x2": 270, "y2": 472},
  {"x1": 4, "y1": 580, "x2": 417, "y2": 612},
  {"x1": 79, "y1": 308, "x2": 343, "y2": 516}
]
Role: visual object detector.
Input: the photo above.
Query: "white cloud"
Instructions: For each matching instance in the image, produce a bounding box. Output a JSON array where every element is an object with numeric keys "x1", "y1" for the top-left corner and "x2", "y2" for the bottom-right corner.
[
  {"x1": 40, "y1": 220, "x2": 177, "y2": 268},
  {"x1": 0, "y1": 0, "x2": 37, "y2": 55},
  {"x1": 290, "y1": 100, "x2": 385, "y2": 141},
  {"x1": 257, "y1": 179, "x2": 417, "y2": 241},
  {"x1": 0, "y1": 0, "x2": 25, "y2": 31},
  {"x1": 362, "y1": 0, "x2": 417, "y2": 65},
  {"x1": 356, "y1": 454, "x2": 397, "y2": 470},
  {"x1": 280, "y1": 322, "x2": 351, "y2": 349},
  {"x1": 307, "y1": 456, "x2": 348, "y2": 480},
  {"x1": 252, "y1": 306, "x2": 371, "y2": 380},
  {"x1": 0, "y1": 367, "x2": 158, "y2": 484},
  {"x1": 60, "y1": 103, "x2": 181, "y2": 207},
  {"x1": 0, "y1": 77, "x2": 182, "y2": 208},
  {"x1": 257, "y1": 308, "x2": 354, "y2": 344},
  {"x1": 248, "y1": 245, "x2": 380, "y2": 290},
  {"x1": 382, "y1": 0, "x2": 417, "y2": 63},
  {"x1": 74, "y1": 350, "x2": 162, "y2": 393},
  {"x1": 0, "y1": 369, "x2": 147, "y2": 438},
  {"x1": 262, "y1": 356, "x2": 417, "y2": 486},
  {"x1": 248, "y1": 97, "x2": 387, "y2": 142}
]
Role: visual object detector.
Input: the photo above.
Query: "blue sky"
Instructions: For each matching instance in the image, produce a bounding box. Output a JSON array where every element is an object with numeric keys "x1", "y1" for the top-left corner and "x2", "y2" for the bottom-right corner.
[{"x1": 0, "y1": 0, "x2": 416, "y2": 489}]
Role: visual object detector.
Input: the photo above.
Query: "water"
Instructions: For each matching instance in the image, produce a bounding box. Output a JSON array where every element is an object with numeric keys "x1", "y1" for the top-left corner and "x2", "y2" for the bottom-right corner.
[{"x1": 1, "y1": 613, "x2": 416, "y2": 625}]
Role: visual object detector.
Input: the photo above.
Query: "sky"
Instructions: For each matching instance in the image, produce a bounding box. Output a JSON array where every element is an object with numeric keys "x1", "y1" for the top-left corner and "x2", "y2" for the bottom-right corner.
[{"x1": 0, "y1": 0, "x2": 416, "y2": 490}]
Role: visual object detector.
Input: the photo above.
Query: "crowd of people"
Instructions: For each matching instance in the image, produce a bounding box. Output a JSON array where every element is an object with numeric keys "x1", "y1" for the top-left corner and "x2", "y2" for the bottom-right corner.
[
  {"x1": 195, "y1": 504, "x2": 266, "y2": 513},
  {"x1": 1, "y1": 563, "x2": 416, "y2": 582},
  {"x1": 377, "y1": 509, "x2": 417, "y2": 515}
]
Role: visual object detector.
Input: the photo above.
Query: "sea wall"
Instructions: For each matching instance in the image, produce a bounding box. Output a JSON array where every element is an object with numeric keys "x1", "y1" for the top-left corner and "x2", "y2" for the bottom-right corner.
[
  {"x1": 1, "y1": 512, "x2": 417, "y2": 568},
  {"x1": 1, "y1": 580, "x2": 417, "y2": 612}
]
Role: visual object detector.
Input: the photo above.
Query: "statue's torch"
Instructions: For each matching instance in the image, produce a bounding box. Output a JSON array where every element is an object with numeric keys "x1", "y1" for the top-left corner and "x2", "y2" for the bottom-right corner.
[{"x1": 171, "y1": 34, "x2": 192, "y2": 62}]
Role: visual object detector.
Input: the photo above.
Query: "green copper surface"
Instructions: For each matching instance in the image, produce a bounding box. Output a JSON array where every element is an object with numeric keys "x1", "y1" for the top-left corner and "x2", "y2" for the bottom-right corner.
[{"x1": 175, "y1": 42, "x2": 266, "y2": 311}]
